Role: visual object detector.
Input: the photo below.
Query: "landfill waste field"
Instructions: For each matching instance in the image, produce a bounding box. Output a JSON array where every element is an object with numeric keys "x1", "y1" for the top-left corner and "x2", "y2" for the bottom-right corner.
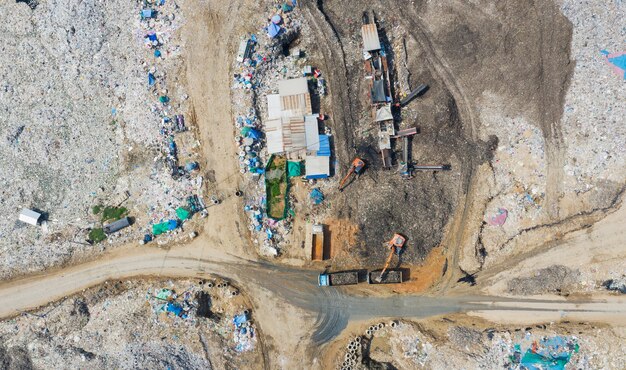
[{"x1": 0, "y1": 0, "x2": 625, "y2": 368}]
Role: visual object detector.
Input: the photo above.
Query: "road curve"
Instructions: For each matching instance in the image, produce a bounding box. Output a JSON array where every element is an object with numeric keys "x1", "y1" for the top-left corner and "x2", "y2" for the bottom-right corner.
[{"x1": 0, "y1": 241, "x2": 624, "y2": 344}]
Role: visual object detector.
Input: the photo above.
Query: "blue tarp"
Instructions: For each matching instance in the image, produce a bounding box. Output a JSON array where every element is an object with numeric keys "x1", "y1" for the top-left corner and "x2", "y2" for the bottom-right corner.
[
  {"x1": 310, "y1": 189, "x2": 324, "y2": 204},
  {"x1": 608, "y1": 53, "x2": 626, "y2": 79},
  {"x1": 148, "y1": 73, "x2": 156, "y2": 86},
  {"x1": 317, "y1": 135, "x2": 331, "y2": 156},
  {"x1": 167, "y1": 219, "x2": 178, "y2": 230},
  {"x1": 185, "y1": 162, "x2": 198, "y2": 171},
  {"x1": 141, "y1": 9, "x2": 155, "y2": 18},
  {"x1": 267, "y1": 23, "x2": 281, "y2": 38},
  {"x1": 246, "y1": 128, "x2": 262, "y2": 140},
  {"x1": 233, "y1": 313, "x2": 248, "y2": 327},
  {"x1": 168, "y1": 140, "x2": 176, "y2": 154},
  {"x1": 166, "y1": 302, "x2": 183, "y2": 316}
]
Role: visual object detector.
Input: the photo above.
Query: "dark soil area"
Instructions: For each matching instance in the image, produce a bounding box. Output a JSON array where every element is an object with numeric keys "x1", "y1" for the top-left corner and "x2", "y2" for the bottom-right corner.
[
  {"x1": 303, "y1": 1, "x2": 490, "y2": 266},
  {"x1": 302, "y1": 0, "x2": 573, "y2": 269}
]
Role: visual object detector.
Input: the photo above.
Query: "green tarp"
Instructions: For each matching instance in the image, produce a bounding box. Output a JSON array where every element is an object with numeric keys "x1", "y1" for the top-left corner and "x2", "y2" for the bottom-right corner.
[
  {"x1": 287, "y1": 161, "x2": 303, "y2": 177},
  {"x1": 176, "y1": 207, "x2": 191, "y2": 221},
  {"x1": 152, "y1": 222, "x2": 170, "y2": 235}
]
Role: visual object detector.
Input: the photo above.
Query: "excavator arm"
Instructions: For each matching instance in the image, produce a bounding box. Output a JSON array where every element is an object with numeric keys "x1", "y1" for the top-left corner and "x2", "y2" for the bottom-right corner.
[
  {"x1": 338, "y1": 158, "x2": 365, "y2": 191},
  {"x1": 338, "y1": 167, "x2": 355, "y2": 190},
  {"x1": 377, "y1": 247, "x2": 395, "y2": 280}
]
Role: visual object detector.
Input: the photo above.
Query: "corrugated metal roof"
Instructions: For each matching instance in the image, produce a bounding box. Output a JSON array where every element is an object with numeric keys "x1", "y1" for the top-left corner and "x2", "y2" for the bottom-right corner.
[
  {"x1": 266, "y1": 94, "x2": 282, "y2": 119},
  {"x1": 361, "y1": 24, "x2": 381, "y2": 52},
  {"x1": 372, "y1": 80, "x2": 386, "y2": 102},
  {"x1": 305, "y1": 155, "x2": 330, "y2": 179},
  {"x1": 304, "y1": 115, "x2": 320, "y2": 152},
  {"x1": 280, "y1": 93, "x2": 312, "y2": 116},
  {"x1": 282, "y1": 116, "x2": 306, "y2": 152},
  {"x1": 317, "y1": 135, "x2": 331, "y2": 156},
  {"x1": 266, "y1": 130, "x2": 284, "y2": 154},
  {"x1": 278, "y1": 77, "x2": 309, "y2": 96},
  {"x1": 265, "y1": 119, "x2": 284, "y2": 154},
  {"x1": 375, "y1": 104, "x2": 393, "y2": 122}
]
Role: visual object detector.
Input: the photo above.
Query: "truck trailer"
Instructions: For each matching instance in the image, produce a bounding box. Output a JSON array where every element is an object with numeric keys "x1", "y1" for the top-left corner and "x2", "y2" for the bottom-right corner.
[
  {"x1": 318, "y1": 271, "x2": 359, "y2": 287},
  {"x1": 368, "y1": 269, "x2": 403, "y2": 284}
]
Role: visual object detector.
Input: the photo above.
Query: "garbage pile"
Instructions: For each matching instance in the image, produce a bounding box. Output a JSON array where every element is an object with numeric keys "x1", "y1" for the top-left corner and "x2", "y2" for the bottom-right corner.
[
  {"x1": 145, "y1": 281, "x2": 256, "y2": 353},
  {"x1": 509, "y1": 335, "x2": 580, "y2": 369},
  {"x1": 232, "y1": 311, "x2": 257, "y2": 352},
  {"x1": 230, "y1": 2, "x2": 331, "y2": 257},
  {"x1": 135, "y1": 1, "x2": 207, "y2": 244}
]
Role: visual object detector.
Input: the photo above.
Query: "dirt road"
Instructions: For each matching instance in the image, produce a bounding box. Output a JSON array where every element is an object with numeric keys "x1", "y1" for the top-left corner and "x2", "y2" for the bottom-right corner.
[{"x1": 0, "y1": 240, "x2": 624, "y2": 347}]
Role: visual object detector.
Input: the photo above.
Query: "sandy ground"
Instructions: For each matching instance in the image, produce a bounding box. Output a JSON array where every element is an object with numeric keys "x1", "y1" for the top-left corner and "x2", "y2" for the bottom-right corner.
[{"x1": 479, "y1": 195, "x2": 626, "y2": 297}]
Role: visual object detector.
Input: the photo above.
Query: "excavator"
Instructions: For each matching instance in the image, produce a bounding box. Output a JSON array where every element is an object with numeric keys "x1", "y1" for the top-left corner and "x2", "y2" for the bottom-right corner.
[
  {"x1": 375, "y1": 233, "x2": 406, "y2": 282},
  {"x1": 338, "y1": 157, "x2": 365, "y2": 191}
]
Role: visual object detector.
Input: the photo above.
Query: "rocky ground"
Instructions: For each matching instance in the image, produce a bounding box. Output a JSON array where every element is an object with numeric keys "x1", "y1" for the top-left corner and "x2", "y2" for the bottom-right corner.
[{"x1": 0, "y1": 278, "x2": 263, "y2": 370}]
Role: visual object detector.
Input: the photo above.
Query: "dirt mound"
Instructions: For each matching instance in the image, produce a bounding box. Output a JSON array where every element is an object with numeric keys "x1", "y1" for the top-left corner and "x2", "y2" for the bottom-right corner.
[{"x1": 507, "y1": 265, "x2": 581, "y2": 295}]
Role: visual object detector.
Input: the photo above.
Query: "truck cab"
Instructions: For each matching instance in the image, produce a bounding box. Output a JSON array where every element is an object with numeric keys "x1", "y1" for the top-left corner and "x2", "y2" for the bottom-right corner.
[{"x1": 318, "y1": 273, "x2": 330, "y2": 287}]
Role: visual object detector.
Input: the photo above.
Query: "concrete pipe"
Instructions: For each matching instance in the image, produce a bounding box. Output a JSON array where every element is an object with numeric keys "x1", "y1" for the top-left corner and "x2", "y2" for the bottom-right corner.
[
  {"x1": 378, "y1": 323, "x2": 384, "y2": 329},
  {"x1": 390, "y1": 321, "x2": 398, "y2": 328},
  {"x1": 351, "y1": 354, "x2": 357, "y2": 361},
  {"x1": 369, "y1": 326, "x2": 375, "y2": 331},
  {"x1": 207, "y1": 282, "x2": 214, "y2": 288},
  {"x1": 349, "y1": 349, "x2": 356, "y2": 355},
  {"x1": 243, "y1": 309, "x2": 250, "y2": 315},
  {"x1": 349, "y1": 341, "x2": 355, "y2": 347},
  {"x1": 366, "y1": 330, "x2": 372, "y2": 336},
  {"x1": 354, "y1": 336, "x2": 361, "y2": 343},
  {"x1": 355, "y1": 342, "x2": 361, "y2": 348}
]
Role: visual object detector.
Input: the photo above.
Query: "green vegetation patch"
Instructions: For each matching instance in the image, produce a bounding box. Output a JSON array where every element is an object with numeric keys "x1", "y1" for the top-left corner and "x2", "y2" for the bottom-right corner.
[
  {"x1": 92, "y1": 205, "x2": 103, "y2": 214},
  {"x1": 89, "y1": 228, "x2": 107, "y2": 244},
  {"x1": 265, "y1": 155, "x2": 289, "y2": 220},
  {"x1": 101, "y1": 206, "x2": 128, "y2": 223}
]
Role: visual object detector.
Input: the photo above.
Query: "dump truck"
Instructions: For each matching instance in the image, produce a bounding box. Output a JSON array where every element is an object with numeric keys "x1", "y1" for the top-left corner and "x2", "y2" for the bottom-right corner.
[
  {"x1": 318, "y1": 271, "x2": 359, "y2": 287},
  {"x1": 368, "y1": 269, "x2": 403, "y2": 284},
  {"x1": 310, "y1": 224, "x2": 326, "y2": 261}
]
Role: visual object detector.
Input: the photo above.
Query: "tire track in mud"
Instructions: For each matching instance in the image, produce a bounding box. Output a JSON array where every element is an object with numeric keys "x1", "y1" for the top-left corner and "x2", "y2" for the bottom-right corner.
[
  {"x1": 534, "y1": 1, "x2": 572, "y2": 221},
  {"x1": 390, "y1": 1, "x2": 483, "y2": 292},
  {"x1": 301, "y1": 0, "x2": 358, "y2": 163}
]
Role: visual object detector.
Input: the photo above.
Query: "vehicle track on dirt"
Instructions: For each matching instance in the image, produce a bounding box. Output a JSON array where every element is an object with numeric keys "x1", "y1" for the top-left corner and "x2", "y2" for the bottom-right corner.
[
  {"x1": 390, "y1": 2, "x2": 482, "y2": 292},
  {"x1": 0, "y1": 243, "x2": 624, "y2": 350},
  {"x1": 301, "y1": 0, "x2": 358, "y2": 163}
]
